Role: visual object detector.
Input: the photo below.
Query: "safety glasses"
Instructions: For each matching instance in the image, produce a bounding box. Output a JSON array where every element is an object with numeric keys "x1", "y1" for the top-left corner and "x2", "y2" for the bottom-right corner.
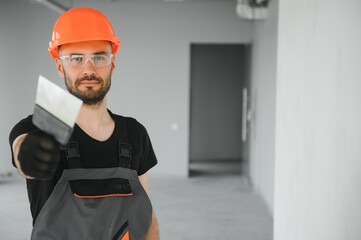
[{"x1": 58, "y1": 53, "x2": 114, "y2": 68}]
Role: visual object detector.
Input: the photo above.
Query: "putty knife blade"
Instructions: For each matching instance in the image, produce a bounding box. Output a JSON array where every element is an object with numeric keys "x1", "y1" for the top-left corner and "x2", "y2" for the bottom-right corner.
[{"x1": 32, "y1": 75, "x2": 82, "y2": 145}]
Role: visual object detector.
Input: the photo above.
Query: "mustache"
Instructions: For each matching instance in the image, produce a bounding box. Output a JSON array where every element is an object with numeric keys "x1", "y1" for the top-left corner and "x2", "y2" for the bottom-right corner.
[{"x1": 75, "y1": 76, "x2": 103, "y2": 86}]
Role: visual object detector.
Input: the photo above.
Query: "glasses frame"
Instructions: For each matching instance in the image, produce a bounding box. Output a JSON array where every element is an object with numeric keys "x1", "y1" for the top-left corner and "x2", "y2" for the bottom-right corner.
[{"x1": 58, "y1": 53, "x2": 114, "y2": 68}]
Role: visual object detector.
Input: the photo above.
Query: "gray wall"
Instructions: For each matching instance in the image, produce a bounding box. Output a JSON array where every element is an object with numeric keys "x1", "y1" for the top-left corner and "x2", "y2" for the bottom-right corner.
[
  {"x1": 274, "y1": 0, "x2": 361, "y2": 239},
  {"x1": 0, "y1": 0, "x2": 58, "y2": 172},
  {"x1": 0, "y1": 0, "x2": 253, "y2": 177},
  {"x1": 250, "y1": 0, "x2": 278, "y2": 215}
]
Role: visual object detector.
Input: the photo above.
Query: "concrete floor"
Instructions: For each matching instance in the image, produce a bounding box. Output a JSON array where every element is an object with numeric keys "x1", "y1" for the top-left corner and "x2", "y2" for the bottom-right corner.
[{"x1": 0, "y1": 163, "x2": 273, "y2": 240}]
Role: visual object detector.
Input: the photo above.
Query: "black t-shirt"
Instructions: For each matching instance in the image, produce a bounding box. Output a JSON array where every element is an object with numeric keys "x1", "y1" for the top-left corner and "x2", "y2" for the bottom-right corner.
[{"x1": 9, "y1": 110, "x2": 157, "y2": 224}]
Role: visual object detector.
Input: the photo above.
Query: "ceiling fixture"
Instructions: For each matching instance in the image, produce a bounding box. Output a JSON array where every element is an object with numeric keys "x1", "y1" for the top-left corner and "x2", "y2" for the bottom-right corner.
[
  {"x1": 33, "y1": 0, "x2": 69, "y2": 14},
  {"x1": 237, "y1": 0, "x2": 269, "y2": 20}
]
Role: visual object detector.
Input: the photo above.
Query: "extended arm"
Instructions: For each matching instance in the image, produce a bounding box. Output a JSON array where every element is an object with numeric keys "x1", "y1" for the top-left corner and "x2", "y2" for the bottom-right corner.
[{"x1": 12, "y1": 133, "x2": 31, "y2": 178}]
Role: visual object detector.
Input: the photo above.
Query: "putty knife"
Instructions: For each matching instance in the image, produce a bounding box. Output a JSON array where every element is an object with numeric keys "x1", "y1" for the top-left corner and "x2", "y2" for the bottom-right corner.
[{"x1": 32, "y1": 75, "x2": 83, "y2": 145}]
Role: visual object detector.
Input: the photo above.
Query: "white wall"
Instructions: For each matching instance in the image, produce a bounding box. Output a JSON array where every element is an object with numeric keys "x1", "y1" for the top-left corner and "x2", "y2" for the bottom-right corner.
[
  {"x1": 250, "y1": 0, "x2": 278, "y2": 215},
  {"x1": 0, "y1": 0, "x2": 253, "y2": 177},
  {"x1": 274, "y1": 0, "x2": 361, "y2": 239}
]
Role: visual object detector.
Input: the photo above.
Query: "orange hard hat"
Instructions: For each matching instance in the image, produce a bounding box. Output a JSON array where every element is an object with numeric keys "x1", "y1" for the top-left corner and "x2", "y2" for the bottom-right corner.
[{"x1": 48, "y1": 7, "x2": 120, "y2": 59}]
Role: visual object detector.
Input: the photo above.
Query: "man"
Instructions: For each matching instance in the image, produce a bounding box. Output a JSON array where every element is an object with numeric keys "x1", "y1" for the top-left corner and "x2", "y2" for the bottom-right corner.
[{"x1": 9, "y1": 7, "x2": 159, "y2": 240}]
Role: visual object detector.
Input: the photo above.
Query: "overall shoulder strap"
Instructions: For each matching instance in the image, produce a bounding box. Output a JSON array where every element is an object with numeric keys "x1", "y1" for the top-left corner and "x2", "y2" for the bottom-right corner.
[
  {"x1": 63, "y1": 138, "x2": 83, "y2": 168},
  {"x1": 115, "y1": 115, "x2": 132, "y2": 169}
]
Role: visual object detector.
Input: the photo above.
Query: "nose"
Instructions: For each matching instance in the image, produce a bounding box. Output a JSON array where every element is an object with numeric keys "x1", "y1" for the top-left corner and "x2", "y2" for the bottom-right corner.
[{"x1": 82, "y1": 59, "x2": 97, "y2": 76}]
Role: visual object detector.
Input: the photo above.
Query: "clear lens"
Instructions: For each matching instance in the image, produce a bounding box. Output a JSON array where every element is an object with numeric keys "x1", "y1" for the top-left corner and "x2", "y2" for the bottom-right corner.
[{"x1": 59, "y1": 54, "x2": 113, "y2": 68}]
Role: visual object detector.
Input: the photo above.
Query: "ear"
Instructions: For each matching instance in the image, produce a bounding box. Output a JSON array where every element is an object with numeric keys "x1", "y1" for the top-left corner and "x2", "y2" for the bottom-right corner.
[
  {"x1": 111, "y1": 56, "x2": 116, "y2": 74},
  {"x1": 55, "y1": 58, "x2": 65, "y2": 78}
]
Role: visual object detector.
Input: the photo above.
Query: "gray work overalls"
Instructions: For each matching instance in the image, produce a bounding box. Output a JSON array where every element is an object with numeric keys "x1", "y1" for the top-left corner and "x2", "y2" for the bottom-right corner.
[{"x1": 31, "y1": 117, "x2": 153, "y2": 240}]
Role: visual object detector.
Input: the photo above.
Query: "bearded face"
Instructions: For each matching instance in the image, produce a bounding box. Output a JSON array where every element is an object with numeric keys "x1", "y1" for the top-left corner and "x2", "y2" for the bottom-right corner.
[{"x1": 64, "y1": 70, "x2": 111, "y2": 106}]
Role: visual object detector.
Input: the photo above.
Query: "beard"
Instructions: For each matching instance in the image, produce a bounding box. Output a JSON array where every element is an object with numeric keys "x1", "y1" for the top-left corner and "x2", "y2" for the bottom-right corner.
[{"x1": 64, "y1": 71, "x2": 111, "y2": 106}]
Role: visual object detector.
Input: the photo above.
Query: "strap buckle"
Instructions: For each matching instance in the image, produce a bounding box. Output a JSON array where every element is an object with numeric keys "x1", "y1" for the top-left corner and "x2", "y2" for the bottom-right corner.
[
  {"x1": 64, "y1": 141, "x2": 80, "y2": 160},
  {"x1": 119, "y1": 142, "x2": 131, "y2": 159}
]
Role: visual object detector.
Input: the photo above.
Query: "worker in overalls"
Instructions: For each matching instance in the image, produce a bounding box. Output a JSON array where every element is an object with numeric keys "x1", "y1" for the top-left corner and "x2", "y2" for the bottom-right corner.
[{"x1": 9, "y1": 7, "x2": 159, "y2": 240}]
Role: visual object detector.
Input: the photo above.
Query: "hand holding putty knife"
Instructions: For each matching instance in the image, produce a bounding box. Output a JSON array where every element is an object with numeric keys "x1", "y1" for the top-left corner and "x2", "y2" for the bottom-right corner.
[{"x1": 32, "y1": 75, "x2": 82, "y2": 145}]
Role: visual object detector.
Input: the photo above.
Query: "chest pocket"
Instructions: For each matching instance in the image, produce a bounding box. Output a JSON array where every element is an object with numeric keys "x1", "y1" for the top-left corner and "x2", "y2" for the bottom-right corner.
[{"x1": 69, "y1": 177, "x2": 133, "y2": 199}]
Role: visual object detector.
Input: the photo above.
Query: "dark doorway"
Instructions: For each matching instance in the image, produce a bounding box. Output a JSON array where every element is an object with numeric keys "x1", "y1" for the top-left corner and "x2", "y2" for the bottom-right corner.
[{"x1": 189, "y1": 43, "x2": 251, "y2": 178}]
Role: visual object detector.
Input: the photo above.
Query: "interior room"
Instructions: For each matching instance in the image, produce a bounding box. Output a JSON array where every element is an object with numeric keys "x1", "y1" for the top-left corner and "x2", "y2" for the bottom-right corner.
[{"x1": 1, "y1": 0, "x2": 360, "y2": 239}]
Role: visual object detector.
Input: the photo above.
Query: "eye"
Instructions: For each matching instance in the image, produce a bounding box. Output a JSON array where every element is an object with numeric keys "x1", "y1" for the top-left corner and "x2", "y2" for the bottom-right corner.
[
  {"x1": 70, "y1": 55, "x2": 84, "y2": 62},
  {"x1": 93, "y1": 55, "x2": 106, "y2": 62}
]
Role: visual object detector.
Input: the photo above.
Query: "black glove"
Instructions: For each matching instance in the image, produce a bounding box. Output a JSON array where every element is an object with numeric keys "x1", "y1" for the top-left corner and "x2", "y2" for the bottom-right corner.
[{"x1": 18, "y1": 129, "x2": 61, "y2": 180}]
